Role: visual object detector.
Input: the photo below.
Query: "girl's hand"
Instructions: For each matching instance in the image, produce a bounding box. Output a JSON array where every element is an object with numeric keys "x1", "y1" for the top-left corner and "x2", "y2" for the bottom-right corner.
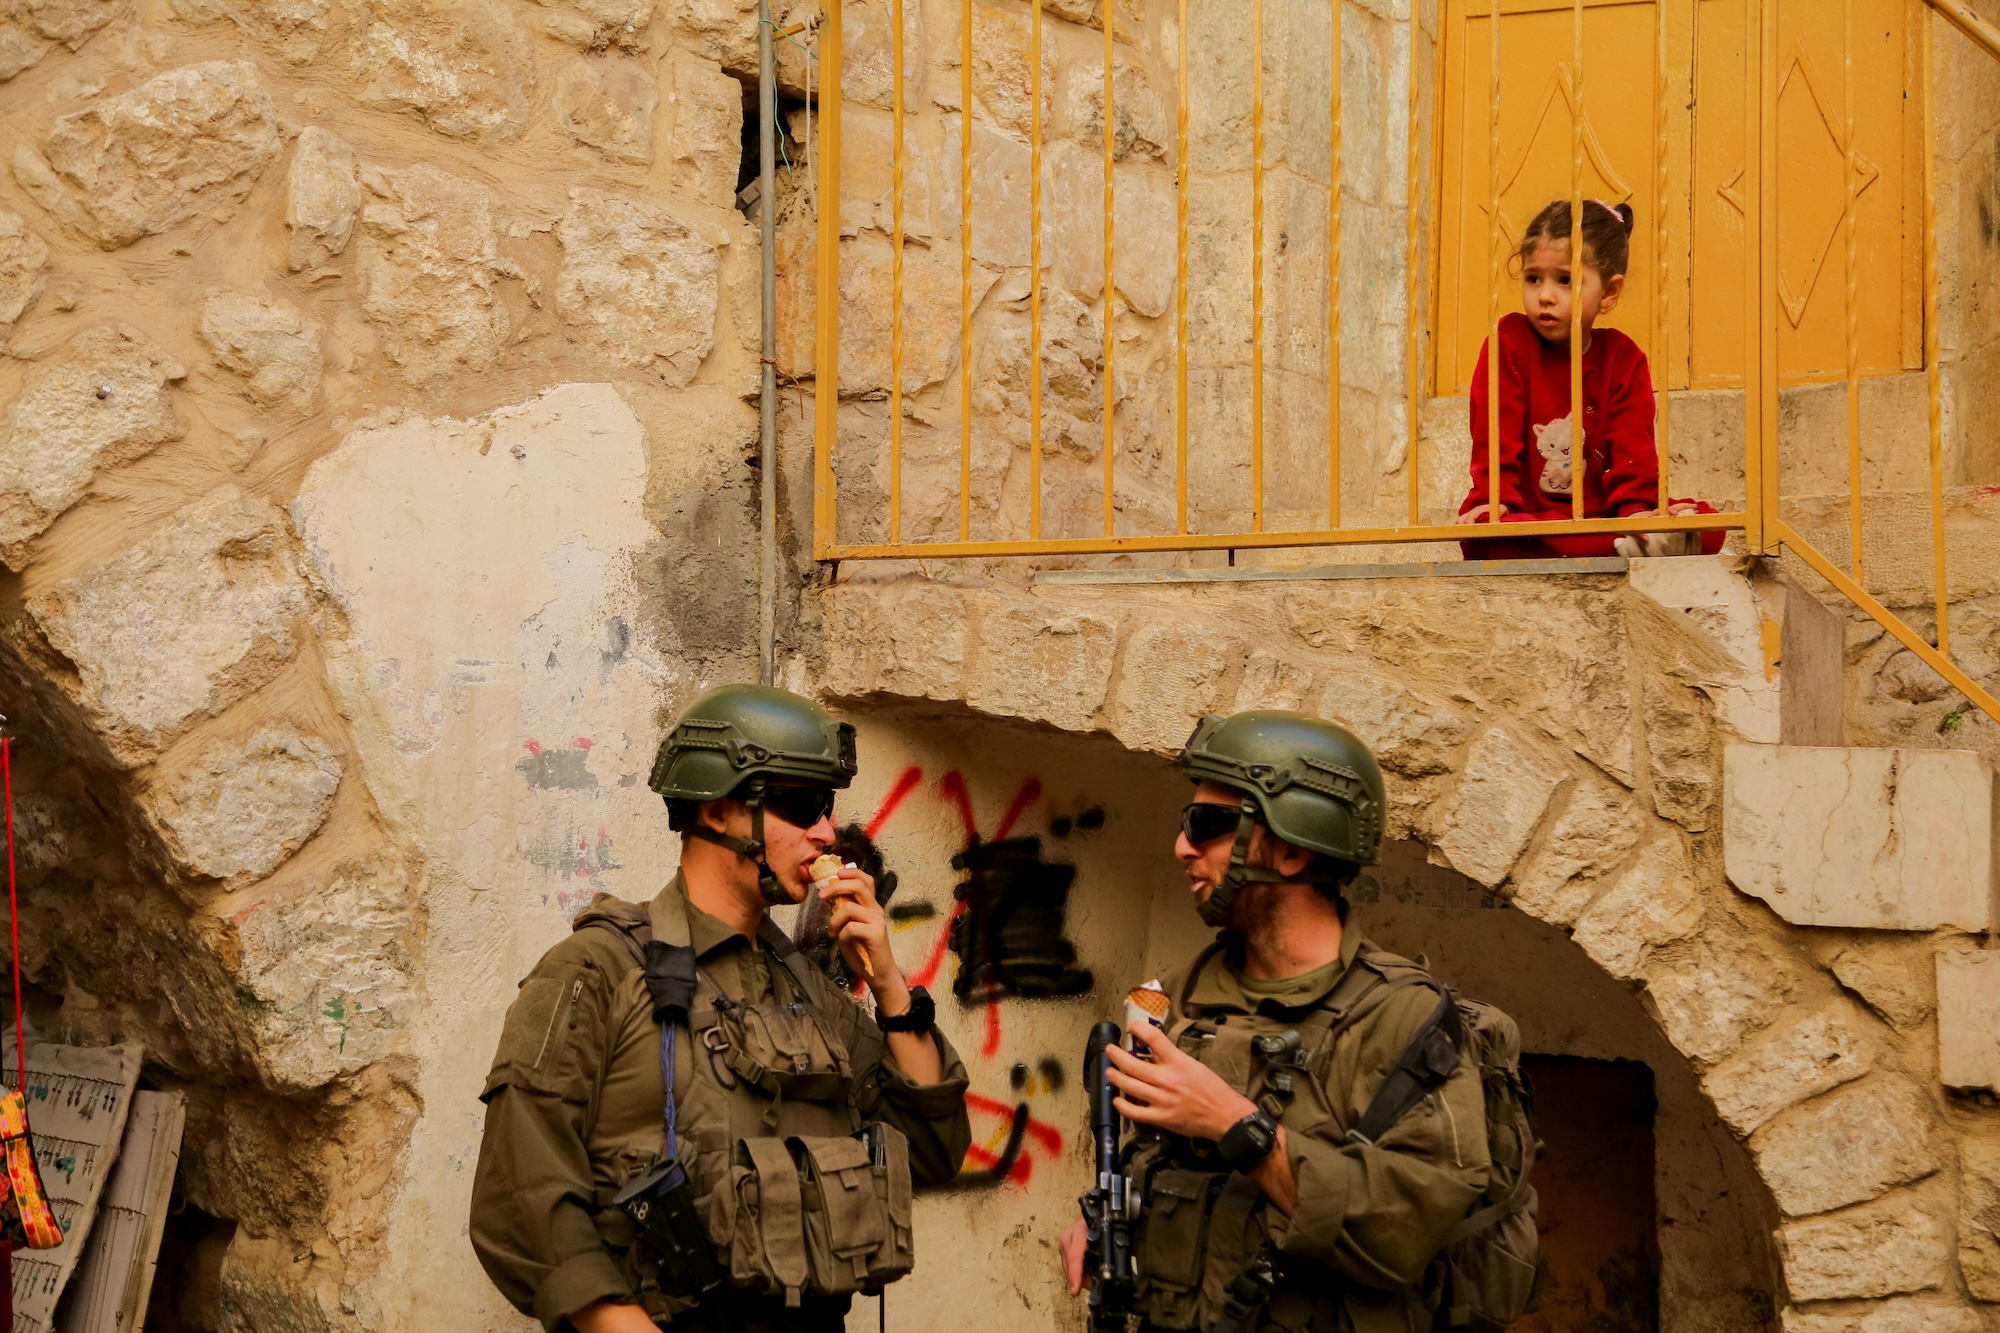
[
  {"x1": 1666, "y1": 502, "x2": 1703, "y2": 517},
  {"x1": 1457, "y1": 502, "x2": 1509, "y2": 525}
]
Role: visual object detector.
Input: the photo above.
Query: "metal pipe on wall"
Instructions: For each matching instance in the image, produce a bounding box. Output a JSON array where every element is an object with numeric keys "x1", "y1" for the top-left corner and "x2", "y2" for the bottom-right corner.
[{"x1": 758, "y1": 0, "x2": 778, "y2": 685}]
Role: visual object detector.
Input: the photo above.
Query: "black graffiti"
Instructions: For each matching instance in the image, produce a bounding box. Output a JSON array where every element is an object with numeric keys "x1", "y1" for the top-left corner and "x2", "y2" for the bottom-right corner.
[{"x1": 947, "y1": 835, "x2": 1094, "y2": 1004}]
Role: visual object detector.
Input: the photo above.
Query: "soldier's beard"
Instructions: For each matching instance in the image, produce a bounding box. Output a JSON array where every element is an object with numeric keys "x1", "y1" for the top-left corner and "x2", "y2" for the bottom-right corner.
[{"x1": 1225, "y1": 880, "x2": 1284, "y2": 942}]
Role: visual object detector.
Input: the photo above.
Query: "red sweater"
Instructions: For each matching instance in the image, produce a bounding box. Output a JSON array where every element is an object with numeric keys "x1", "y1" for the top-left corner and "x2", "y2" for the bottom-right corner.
[{"x1": 1459, "y1": 313, "x2": 1663, "y2": 522}]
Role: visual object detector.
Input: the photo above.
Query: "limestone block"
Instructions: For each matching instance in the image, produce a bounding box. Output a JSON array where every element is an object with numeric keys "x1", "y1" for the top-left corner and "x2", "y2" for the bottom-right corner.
[
  {"x1": 234, "y1": 859, "x2": 412, "y2": 1089},
  {"x1": 1703, "y1": 1006, "x2": 1877, "y2": 1135},
  {"x1": 1112, "y1": 622, "x2": 1233, "y2": 754},
  {"x1": 0, "y1": 0, "x2": 123, "y2": 82},
  {"x1": 1781, "y1": 1297, "x2": 1986, "y2": 1333},
  {"x1": 355, "y1": 163, "x2": 509, "y2": 384},
  {"x1": 1754, "y1": 1078, "x2": 1940, "y2": 1217},
  {"x1": 284, "y1": 126, "x2": 359, "y2": 272},
  {"x1": 820, "y1": 583, "x2": 968, "y2": 702},
  {"x1": 1057, "y1": 49, "x2": 1166, "y2": 160},
  {"x1": 937, "y1": 118, "x2": 1032, "y2": 267},
  {"x1": 556, "y1": 55, "x2": 658, "y2": 165},
  {"x1": 1938, "y1": 949, "x2": 2000, "y2": 1091},
  {"x1": 965, "y1": 603, "x2": 1118, "y2": 733},
  {"x1": 1777, "y1": 1197, "x2": 1949, "y2": 1300},
  {"x1": 12, "y1": 61, "x2": 280, "y2": 249},
  {"x1": 1724, "y1": 745, "x2": 1999, "y2": 931},
  {"x1": 347, "y1": 0, "x2": 534, "y2": 142},
  {"x1": 1959, "y1": 1140, "x2": 2000, "y2": 1300},
  {"x1": 1232, "y1": 650, "x2": 1313, "y2": 714},
  {"x1": 139, "y1": 730, "x2": 343, "y2": 884},
  {"x1": 971, "y1": 5, "x2": 1056, "y2": 139},
  {"x1": 1831, "y1": 944, "x2": 1935, "y2": 1031},
  {"x1": 669, "y1": 53, "x2": 742, "y2": 209},
  {"x1": 556, "y1": 188, "x2": 717, "y2": 385},
  {"x1": 1317, "y1": 672, "x2": 1469, "y2": 778},
  {"x1": 837, "y1": 231, "x2": 994, "y2": 398},
  {"x1": 838, "y1": 108, "x2": 930, "y2": 238},
  {"x1": 0, "y1": 323, "x2": 187, "y2": 565},
  {"x1": 1432, "y1": 728, "x2": 1568, "y2": 888},
  {"x1": 1506, "y1": 776, "x2": 1646, "y2": 926},
  {"x1": 1571, "y1": 836, "x2": 1704, "y2": 981},
  {"x1": 199, "y1": 292, "x2": 323, "y2": 412},
  {"x1": 24, "y1": 488, "x2": 311, "y2": 766},
  {"x1": 663, "y1": 0, "x2": 754, "y2": 73},
  {"x1": 839, "y1": 0, "x2": 924, "y2": 112},
  {"x1": 1643, "y1": 677, "x2": 1715, "y2": 831},
  {"x1": 1645, "y1": 932, "x2": 1795, "y2": 1064},
  {"x1": 534, "y1": 0, "x2": 653, "y2": 47},
  {"x1": 0, "y1": 206, "x2": 48, "y2": 327},
  {"x1": 1043, "y1": 145, "x2": 1180, "y2": 320},
  {"x1": 170, "y1": 0, "x2": 329, "y2": 63}
]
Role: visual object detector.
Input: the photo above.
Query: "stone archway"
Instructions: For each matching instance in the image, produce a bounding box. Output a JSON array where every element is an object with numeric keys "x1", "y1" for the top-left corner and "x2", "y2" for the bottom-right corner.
[{"x1": 820, "y1": 566, "x2": 1985, "y2": 1329}]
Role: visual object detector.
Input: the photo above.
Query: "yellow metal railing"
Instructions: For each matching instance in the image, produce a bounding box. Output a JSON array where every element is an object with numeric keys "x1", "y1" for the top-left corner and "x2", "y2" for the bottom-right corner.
[{"x1": 807, "y1": 0, "x2": 2000, "y2": 725}]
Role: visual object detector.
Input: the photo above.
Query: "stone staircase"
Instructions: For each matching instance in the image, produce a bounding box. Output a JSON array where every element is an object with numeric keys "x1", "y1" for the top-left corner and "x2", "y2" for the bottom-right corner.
[{"x1": 1634, "y1": 556, "x2": 2000, "y2": 1098}]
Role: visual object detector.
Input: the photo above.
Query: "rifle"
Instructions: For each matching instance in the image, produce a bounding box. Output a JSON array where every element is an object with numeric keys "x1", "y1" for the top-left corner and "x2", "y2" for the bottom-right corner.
[{"x1": 1080, "y1": 1020, "x2": 1138, "y2": 1331}]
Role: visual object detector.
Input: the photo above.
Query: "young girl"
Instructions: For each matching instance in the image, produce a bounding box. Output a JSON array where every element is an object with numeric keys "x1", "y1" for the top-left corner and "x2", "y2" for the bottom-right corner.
[{"x1": 1455, "y1": 198, "x2": 1723, "y2": 560}]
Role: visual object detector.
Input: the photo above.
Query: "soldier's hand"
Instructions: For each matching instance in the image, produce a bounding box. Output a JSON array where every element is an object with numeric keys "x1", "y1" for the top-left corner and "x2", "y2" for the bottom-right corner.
[
  {"x1": 1059, "y1": 1216, "x2": 1093, "y2": 1296},
  {"x1": 569, "y1": 1301, "x2": 660, "y2": 1333},
  {"x1": 1106, "y1": 1020, "x2": 1257, "y2": 1141},
  {"x1": 820, "y1": 866, "x2": 896, "y2": 986}
]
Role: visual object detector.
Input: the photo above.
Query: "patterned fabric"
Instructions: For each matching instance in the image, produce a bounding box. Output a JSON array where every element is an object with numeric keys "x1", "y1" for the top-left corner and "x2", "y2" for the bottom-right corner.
[{"x1": 0, "y1": 1086, "x2": 62, "y2": 1249}]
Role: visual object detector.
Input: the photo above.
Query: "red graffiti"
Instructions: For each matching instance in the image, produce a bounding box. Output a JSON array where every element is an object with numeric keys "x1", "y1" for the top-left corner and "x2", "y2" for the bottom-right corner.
[
  {"x1": 864, "y1": 766, "x2": 925, "y2": 840},
  {"x1": 574, "y1": 737, "x2": 593, "y2": 749},
  {"x1": 937, "y1": 770, "x2": 978, "y2": 840},
  {"x1": 982, "y1": 1003, "x2": 1003, "y2": 1058},
  {"x1": 906, "y1": 772, "x2": 1046, "y2": 996},
  {"x1": 523, "y1": 739, "x2": 543, "y2": 754},
  {"x1": 965, "y1": 1092, "x2": 1064, "y2": 1157},
  {"x1": 993, "y1": 778, "x2": 1044, "y2": 840}
]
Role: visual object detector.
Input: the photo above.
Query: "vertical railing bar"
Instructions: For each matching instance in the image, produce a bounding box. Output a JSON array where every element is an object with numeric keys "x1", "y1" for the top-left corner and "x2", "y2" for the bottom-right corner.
[
  {"x1": 1741, "y1": 0, "x2": 1764, "y2": 554},
  {"x1": 1252, "y1": 0, "x2": 1266, "y2": 533},
  {"x1": 1487, "y1": 0, "x2": 1501, "y2": 526},
  {"x1": 1176, "y1": 0, "x2": 1189, "y2": 535},
  {"x1": 1655, "y1": 0, "x2": 1671, "y2": 515},
  {"x1": 1103, "y1": 0, "x2": 1117, "y2": 538},
  {"x1": 1404, "y1": 12, "x2": 1423, "y2": 526},
  {"x1": 1569, "y1": 0, "x2": 1584, "y2": 523},
  {"x1": 1923, "y1": 7, "x2": 1948, "y2": 655},
  {"x1": 1030, "y1": 0, "x2": 1045, "y2": 540},
  {"x1": 1329, "y1": 0, "x2": 1342, "y2": 530},
  {"x1": 889, "y1": 0, "x2": 905, "y2": 545},
  {"x1": 814, "y1": 0, "x2": 843, "y2": 559},
  {"x1": 1759, "y1": 0, "x2": 1780, "y2": 549},
  {"x1": 959, "y1": 0, "x2": 973, "y2": 542},
  {"x1": 1844, "y1": 0, "x2": 1862, "y2": 580}
]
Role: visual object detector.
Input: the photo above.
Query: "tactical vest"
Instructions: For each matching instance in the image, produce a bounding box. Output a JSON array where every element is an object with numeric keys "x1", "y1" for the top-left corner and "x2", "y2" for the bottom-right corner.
[
  {"x1": 1125, "y1": 940, "x2": 1475, "y2": 1333},
  {"x1": 579, "y1": 889, "x2": 916, "y2": 1320}
]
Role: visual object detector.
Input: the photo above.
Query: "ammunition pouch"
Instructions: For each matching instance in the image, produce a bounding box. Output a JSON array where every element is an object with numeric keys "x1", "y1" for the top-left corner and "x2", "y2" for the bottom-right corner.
[
  {"x1": 705, "y1": 998, "x2": 852, "y2": 1102},
  {"x1": 723, "y1": 1124, "x2": 915, "y2": 1306}
]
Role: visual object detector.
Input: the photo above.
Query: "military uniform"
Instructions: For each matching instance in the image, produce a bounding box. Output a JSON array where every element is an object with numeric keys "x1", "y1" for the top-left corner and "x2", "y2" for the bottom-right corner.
[
  {"x1": 472, "y1": 874, "x2": 971, "y2": 1331},
  {"x1": 1098, "y1": 710, "x2": 1521, "y2": 1333},
  {"x1": 472, "y1": 684, "x2": 971, "y2": 1333},
  {"x1": 1127, "y1": 928, "x2": 1491, "y2": 1333}
]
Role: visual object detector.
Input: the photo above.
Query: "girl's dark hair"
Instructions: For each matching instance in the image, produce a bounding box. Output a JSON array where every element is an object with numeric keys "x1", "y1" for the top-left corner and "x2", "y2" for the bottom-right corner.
[{"x1": 1517, "y1": 197, "x2": 1636, "y2": 278}]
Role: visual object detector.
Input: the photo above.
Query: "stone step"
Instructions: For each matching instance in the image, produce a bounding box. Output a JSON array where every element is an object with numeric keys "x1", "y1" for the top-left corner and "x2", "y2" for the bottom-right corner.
[{"x1": 1723, "y1": 743, "x2": 1998, "y2": 932}]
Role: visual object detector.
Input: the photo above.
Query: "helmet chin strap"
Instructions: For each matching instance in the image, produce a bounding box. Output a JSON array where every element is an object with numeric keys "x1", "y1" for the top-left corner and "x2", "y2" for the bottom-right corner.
[
  {"x1": 681, "y1": 779, "x2": 792, "y2": 907},
  {"x1": 1196, "y1": 804, "x2": 1286, "y2": 929}
]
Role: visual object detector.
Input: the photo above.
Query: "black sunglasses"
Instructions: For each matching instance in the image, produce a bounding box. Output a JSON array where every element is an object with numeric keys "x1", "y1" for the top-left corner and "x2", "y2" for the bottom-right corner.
[
  {"x1": 761, "y1": 785, "x2": 837, "y2": 828},
  {"x1": 1181, "y1": 802, "x2": 1244, "y2": 847}
]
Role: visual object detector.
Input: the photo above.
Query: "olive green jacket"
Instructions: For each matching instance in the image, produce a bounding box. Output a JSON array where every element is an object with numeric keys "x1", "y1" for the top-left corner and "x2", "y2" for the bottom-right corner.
[
  {"x1": 470, "y1": 876, "x2": 972, "y2": 1331},
  {"x1": 1143, "y1": 927, "x2": 1491, "y2": 1333}
]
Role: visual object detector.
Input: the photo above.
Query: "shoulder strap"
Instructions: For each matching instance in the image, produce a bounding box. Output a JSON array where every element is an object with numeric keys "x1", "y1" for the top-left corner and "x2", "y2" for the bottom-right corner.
[
  {"x1": 1173, "y1": 938, "x2": 1234, "y2": 1017},
  {"x1": 1348, "y1": 988, "x2": 1464, "y2": 1147}
]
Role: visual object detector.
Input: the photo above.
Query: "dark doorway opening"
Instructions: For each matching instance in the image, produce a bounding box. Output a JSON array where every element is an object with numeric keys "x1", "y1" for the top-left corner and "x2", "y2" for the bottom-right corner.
[{"x1": 1519, "y1": 1056, "x2": 1662, "y2": 1333}]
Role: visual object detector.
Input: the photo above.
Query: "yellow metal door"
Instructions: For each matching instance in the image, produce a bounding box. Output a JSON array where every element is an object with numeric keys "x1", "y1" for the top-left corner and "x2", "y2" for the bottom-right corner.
[
  {"x1": 1689, "y1": 0, "x2": 1921, "y2": 386},
  {"x1": 1437, "y1": 0, "x2": 1691, "y2": 396},
  {"x1": 1435, "y1": 0, "x2": 1919, "y2": 396}
]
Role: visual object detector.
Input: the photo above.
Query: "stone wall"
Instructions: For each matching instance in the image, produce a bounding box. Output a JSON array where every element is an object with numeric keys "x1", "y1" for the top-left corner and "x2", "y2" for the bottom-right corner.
[
  {"x1": 0, "y1": 0, "x2": 776, "y2": 1323},
  {"x1": 819, "y1": 563, "x2": 2000, "y2": 1329}
]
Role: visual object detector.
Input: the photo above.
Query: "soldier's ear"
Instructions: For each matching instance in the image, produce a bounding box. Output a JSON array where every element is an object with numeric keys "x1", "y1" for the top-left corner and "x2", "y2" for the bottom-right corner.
[
  {"x1": 1270, "y1": 838, "x2": 1315, "y2": 880},
  {"x1": 697, "y1": 797, "x2": 738, "y2": 833}
]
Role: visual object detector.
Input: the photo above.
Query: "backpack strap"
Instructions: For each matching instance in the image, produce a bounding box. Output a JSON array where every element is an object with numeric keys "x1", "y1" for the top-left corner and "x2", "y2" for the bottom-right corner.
[
  {"x1": 761, "y1": 918, "x2": 874, "y2": 1132},
  {"x1": 1441, "y1": 1170, "x2": 1536, "y2": 1247},
  {"x1": 1347, "y1": 988, "x2": 1465, "y2": 1147}
]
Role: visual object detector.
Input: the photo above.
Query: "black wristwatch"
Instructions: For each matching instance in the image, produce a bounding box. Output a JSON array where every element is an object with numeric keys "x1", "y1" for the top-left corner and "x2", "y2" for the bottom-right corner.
[
  {"x1": 1217, "y1": 1108, "x2": 1280, "y2": 1172},
  {"x1": 876, "y1": 986, "x2": 936, "y2": 1034}
]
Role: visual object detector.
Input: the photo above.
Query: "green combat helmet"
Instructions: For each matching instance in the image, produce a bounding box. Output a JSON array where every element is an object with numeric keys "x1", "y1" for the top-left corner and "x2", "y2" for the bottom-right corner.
[
  {"x1": 1177, "y1": 709, "x2": 1385, "y2": 928},
  {"x1": 650, "y1": 684, "x2": 858, "y2": 905}
]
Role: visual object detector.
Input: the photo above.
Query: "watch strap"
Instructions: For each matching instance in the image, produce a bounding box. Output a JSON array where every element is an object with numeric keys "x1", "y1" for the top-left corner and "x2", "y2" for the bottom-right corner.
[
  {"x1": 876, "y1": 985, "x2": 936, "y2": 1034},
  {"x1": 1217, "y1": 1109, "x2": 1279, "y2": 1172}
]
